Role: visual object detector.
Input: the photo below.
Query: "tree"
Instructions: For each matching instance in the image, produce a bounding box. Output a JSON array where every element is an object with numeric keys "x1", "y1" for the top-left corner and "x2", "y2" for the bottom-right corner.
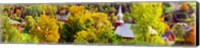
[
  {"x1": 30, "y1": 15, "x2": 60, "y2": 43},
  {"x1": 179, "y1": 2, "x2": 190, "y2": 12},
  {"x1": 74, "y1": 30, "x2": 98, "y2": 44},
  {"x1": 2, "y1": 15, "x2": 38, "y2": 44},
  {"x1": 25, "y1": 16, "x2": 35, "y2": 32},
  {"x1": 68, "y1": 5, "x2": 85, "y2": 15},
  {"x1": 130, "y1": 2, "x2": 166, "y2": 45},
  {"x1": 24, "y1": 5, "x2": 42, "y2": 18},
  {"x1": 17, "y1": 33, "x2": 39, "y2": 43},
  {"x1": 184, "y1": 26, "x2": 195, "y2": 45},
  {"x1": 58, "y1": 5, "x2": 118, "y2": 44},
  {"x1": 61, "y1": 5, "x2": 86, "y2": 42},
  {"x1": 72, "y1": 9, "x2": 117, "y2": 44},
  {"x1": 1, "y1": 16, "x2": 20, "y2": 43},
  {"x1": 40, "y1": 4, "x2": 58, "y2": 16}
]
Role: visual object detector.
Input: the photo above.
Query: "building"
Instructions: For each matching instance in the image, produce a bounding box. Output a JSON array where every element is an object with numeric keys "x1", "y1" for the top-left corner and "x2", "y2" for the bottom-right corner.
[
  {"x1": 9, "y1": 18, "x2": 22, "y2": 34},
  {"x1": 114, "y1": 5, "x2": 134, "y2": 39},
  {"x1": 115, "y1": 5, "x2": 124, "y2": 29},
  {"x1": 162, "y1": 30, "x2": 175, "y2": 45},
  {"x1": 58, "y1": 12, "x2": 70, "y2": 22},
  {"x1": 114, "y1": 24, "x2": 135, "y2": 39}
]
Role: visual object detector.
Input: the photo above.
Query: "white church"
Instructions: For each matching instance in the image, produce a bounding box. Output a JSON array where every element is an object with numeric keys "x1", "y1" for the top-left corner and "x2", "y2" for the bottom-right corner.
[{"x1": 114, "y1": 5, "x2": 135, "y2": 39}]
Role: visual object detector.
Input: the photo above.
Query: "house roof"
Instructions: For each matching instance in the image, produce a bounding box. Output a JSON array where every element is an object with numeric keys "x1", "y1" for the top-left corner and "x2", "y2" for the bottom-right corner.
[
  {"x1": 175, "y1": 23, "x2": 192, "y2": 32},
  {"x1": 58, "y1": 15, "x2": 67, "y2": 21},
  {"x1": 114, "y1": 23, "x2": 135, "y2": 38},
  {"x1": 9, "y1": 18, "x2": 21, "y2": 24},
  {"x1": 163, "y1": 31, "x2": 174, "y2": 37},
  {"x1": 58, "y1": 13, "x2": 70, "y2": 21}
]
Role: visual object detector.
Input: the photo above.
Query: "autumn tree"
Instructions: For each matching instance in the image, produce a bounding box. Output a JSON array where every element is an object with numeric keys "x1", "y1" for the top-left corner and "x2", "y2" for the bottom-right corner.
[
  {"x1": 30, "y1": 15, "x2": 60, "y2": 43},
  {"x1": 130, "y1": 2, "x2": 166, "y2": 45},
  {"x1": 40, "y1": 4, "x2": 58, "y2": 16},
  {"x1": 1, "y1": 16, "x2": 20, "y2": 43},
  {"x1": 24, "y1": 16, "x2": 35, "y2": 32},
  {"x1": 71, "y1": 7, "x2": 117, "y2": 44},
  {"x1": 2, "y1": 15, "x2": 39, "y2": 43},
  {"x1": 68, "y1": 5, "x2": 85, "y2": 15},
  {"x1": 24, "y1": 5, "x2": 42, "y2": 18},
  {"x1": 57, "y1": 5, "x2": 118, "y2": 44}
]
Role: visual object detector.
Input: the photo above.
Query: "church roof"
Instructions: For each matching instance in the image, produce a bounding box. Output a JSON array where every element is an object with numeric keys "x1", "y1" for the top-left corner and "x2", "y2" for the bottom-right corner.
[{"x1": 114, "y1": 23, "x2": 135, "y2": 38}]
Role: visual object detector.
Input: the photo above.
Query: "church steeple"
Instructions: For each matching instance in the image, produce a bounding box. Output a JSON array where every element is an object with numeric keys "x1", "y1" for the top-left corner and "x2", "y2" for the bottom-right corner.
[
  {"x1": 115, "y1": 5, "x2": 124, "y2": 29},
  {"x1": 116, "y1": 5, "x2": 124, "y2": 23}
]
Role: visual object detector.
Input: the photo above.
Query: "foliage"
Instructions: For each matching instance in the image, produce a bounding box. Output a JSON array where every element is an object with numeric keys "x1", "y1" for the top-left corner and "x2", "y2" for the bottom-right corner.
[
  {"x1": 25, "y1": 16, "x2": 35, "y2": 32},
  {"x1": 40, "y1": 4, "x2": 58, "y2": 16},
  {"x1": 67, "y1": 6, "x2": 117, "y2": 44},
  {"x1": 74, "y1": 30, "x2": 98, "y2": 44},
  {"x1": 61, "y1": 6, "x2": 86, "y2": 42},
  {"x1": 171, "y1": 24, "x2": 186, "y2": 42},
  {"x1": 30, "y1": 15, "x2": 60, "y2": 43},
  {"x1": 130, "y1": 2, "x2": 166, "y2": 45},
  {"x1": 179, "y1": 2, "x2": 190, "y2": 12},
  {"x1": 1, "y1": 16, "x2": 20, "y2": 43},
  {"x1": 2, "y1": 5, "x2": 15, "y2": 16},
  {"x1": 24, "y1": 5, "x2": 42, "y2": 17},
  {"x1": 109, "y1": 12, "x2": 117, "y2": 25},
  {"x1": 184, "y1": 26, "x2": 195, "y2": 45},
  {"x1": 68, "y1": 5, "x2": 85, "y2": 15},
  {"x1": 163, "y1": 2, "x2": 173, "y2": 13},
  {"x1": 17, "y1": 33, "x2": 39, "y2": 43},
  {"x1": 123, "y1": 12, "x2": 132, "y2": 23},
  {"x1": 9, "y1": 14, "x2": 22, "y2": 22},
  {"x1": 186, "y1": 2, "x2": 196, "y2": 11},
  {"x1": 2, "y1": 14, "x2": 38, "y2": 44}
]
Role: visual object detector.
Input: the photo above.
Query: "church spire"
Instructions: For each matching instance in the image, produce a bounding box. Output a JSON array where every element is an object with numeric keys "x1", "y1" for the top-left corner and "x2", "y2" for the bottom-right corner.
[
  {"x1": 115, "y1": 5, "x2": 124, "y2": 29},
  {"x1": 116, "y1": 5, "x2": 124, "y2": 23}
]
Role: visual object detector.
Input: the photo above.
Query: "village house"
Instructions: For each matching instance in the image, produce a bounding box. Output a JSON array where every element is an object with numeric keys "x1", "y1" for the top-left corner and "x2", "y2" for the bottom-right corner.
[
  {"x1": 9, "y1": 18, "x2": 22, "y2": 34},
  {"x1": 57, "y1": 9, "x2": 70, "y2": 22}
]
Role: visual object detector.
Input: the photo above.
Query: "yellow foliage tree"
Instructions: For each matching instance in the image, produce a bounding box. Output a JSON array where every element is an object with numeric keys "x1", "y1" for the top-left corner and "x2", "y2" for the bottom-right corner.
[
  {"x1": 30, "y1": 15, "x2": 60, "y2": 43},
  {"x1": 39, "y1": 4, "x2": 58, "y2": 16},
  {"x1": 70, "y1": 6, "x2": 115, "y2": 44},
  {"x1": 68, "y1": 5, "x2": 85, "y2": 15}
]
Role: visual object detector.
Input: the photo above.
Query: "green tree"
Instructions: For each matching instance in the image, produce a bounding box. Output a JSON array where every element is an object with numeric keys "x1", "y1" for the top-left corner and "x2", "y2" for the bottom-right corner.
[
  {"x1": 1, "y1": 16, "x2": 20, "y2": 43},
  {"x1": 24, "y1": 5, "x2": 42, "y2": 17},
  {"x1": 40, "y1": 4, "x2": 58, "y2": 16},
  {"x1": 25, "y1": 16, "x2": 35, "y2": 32},
  {"x1": 130, "y1": 2, "x2": 166, "y2": 45}
]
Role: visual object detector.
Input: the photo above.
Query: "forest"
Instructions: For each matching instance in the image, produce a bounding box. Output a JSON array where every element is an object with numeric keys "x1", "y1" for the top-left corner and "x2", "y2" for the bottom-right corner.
[{"x1": 0, "y1": 2, "x2": 196, "y2": 46}]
